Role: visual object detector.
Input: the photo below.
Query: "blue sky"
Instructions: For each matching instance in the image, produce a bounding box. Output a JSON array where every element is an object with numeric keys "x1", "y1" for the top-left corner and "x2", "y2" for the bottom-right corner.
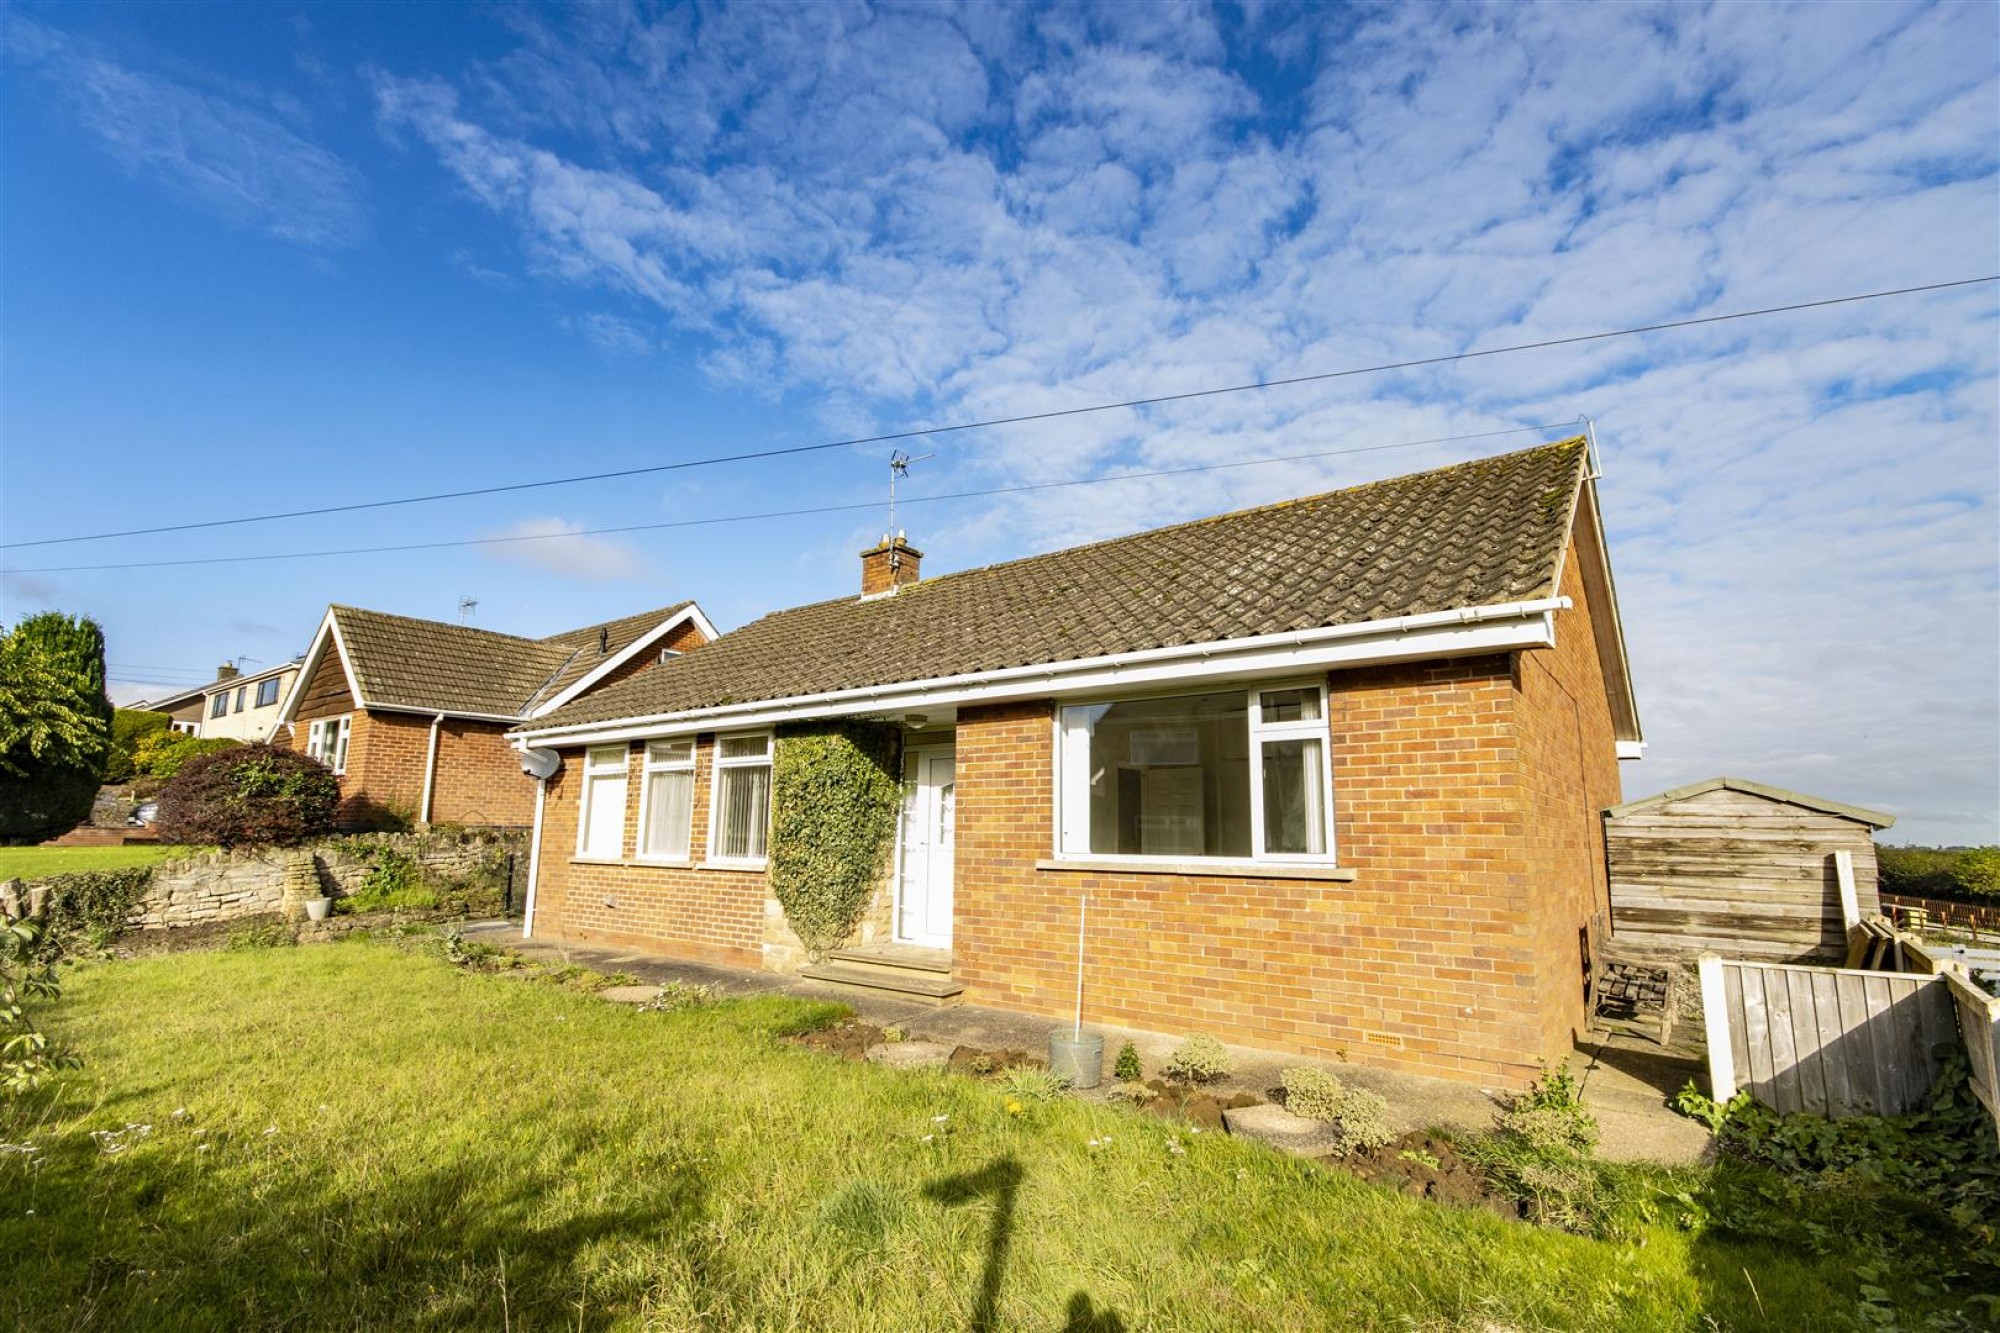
[{"x1": 3, "y1": 1, "x2": 1995, "y2": 843}]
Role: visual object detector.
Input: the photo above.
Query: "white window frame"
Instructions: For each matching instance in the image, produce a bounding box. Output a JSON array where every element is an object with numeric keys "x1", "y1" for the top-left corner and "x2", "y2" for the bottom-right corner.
[
  {"x1": 1055, "y1": 680, "x2": 1336, "y2": 866},
  {"x1": 305, "y1": 715, "x2": 352, "y2": 776},
  {"x1": 705, "y1": 730, "x2": 773, "y2": 868},
  {"x1": 635, "y1": 738, "x2": 697, "y2": 863},
  {"x1": 575, "y1": 745, "x2": 630, "y2": 861}
]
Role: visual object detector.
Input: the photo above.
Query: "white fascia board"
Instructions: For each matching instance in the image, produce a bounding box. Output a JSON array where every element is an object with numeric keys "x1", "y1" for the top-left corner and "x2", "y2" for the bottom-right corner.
[
  {"x1": 513, "y1": 598, "x2": 1567, "y2": 748},
  {"x1": 526, "y1": 604, "x2": 716, "y2": 718},
  {"x1": 364, "y1": 702, "x2": 526, "y2": 724}
]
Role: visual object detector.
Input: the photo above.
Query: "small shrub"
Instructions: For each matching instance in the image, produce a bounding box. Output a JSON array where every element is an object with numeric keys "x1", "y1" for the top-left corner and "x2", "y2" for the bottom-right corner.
[
  {"x1": 1162, "y1": 1033, "x2": 1230, "y2": 1084},
  {"x1": 639, "y1": 981, "x2": 717, "y2": 1012},
  {"x1": 1, "y1": 918, "x2": 79, "y2": 1101},
  {"x1": 132, "y1": 731, "x2": 238, "y2": 779},
  {"x1": 1281, "y1": 1066, "x2": 1346, "y2": 1121},
  {"x1": 1107, "y1": 1081, "x2": 1157, "y2": 1105},
  {"x1": 155, "y1": 744, "x2": 337, "y2": 848},
  {"x1": 1114, "y1": 1040, "x2": 1142, "y2": 1082},
  {"x1": 881, "y1": 1025, "x2": 908, "y2": 1044},
  {"x1": 1327, "y1": 1085, "x2": 1396, "y2": 1155},
  {"x1": 1497, "y1": 1060, "x2": 1597, "y2": 1156},
  {"x1": 997, "y1": 1066, "x2": 1070, "y2": 1102}
]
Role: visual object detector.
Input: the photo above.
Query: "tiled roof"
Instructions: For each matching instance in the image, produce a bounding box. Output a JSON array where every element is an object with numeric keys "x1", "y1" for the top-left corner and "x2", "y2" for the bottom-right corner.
[
  {"x1": 331, "y1": 602, "x2": 693, "y2": 718},
  {"x1": 526, "y1": 440, "x2": 1590, "y2": 732}
]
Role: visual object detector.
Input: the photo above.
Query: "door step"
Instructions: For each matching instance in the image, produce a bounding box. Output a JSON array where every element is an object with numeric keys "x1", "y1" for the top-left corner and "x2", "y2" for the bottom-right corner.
[{"x1": 799, "y1": 949, "x2": 962, "y2": 1005}]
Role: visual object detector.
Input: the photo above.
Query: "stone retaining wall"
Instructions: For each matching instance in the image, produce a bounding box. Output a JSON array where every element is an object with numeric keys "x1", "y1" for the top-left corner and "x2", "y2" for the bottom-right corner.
[{"x1": 123, "y1": 833, "x2": 527, "y2": 930}]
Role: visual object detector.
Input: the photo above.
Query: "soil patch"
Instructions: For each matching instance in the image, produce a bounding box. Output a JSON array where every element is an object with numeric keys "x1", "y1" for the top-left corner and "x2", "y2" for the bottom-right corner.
[
  {"x1": 1322, "y1": 1132, "x2": 1520, "y2": 1219},
  {"x1": 1132, "y1": 1079, "x2": 1260, "y2": 1127},
  {"x1": 788, "y1": 1020, "x2": 885, "y2": 1061},
  {"x1": 946, "y1": 1045, "x2": 1046, "y2": 1076}
]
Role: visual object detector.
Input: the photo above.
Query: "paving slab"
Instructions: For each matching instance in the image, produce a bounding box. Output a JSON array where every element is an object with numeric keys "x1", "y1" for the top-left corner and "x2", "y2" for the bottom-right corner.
[
  {"x1": 863, "y1": 1040, "x2": 955, "y2": 1070},
  {"x1": 1222, "y1": 1103, "x2": 1341, "y2": 1157},
  {"x1": 597, "y1": 985, "x2": 663, "y2": 1005}
]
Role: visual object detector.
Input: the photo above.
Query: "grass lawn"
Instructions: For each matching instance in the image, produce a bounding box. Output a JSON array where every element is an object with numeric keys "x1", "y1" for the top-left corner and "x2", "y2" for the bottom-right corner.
[
  {"x1": 0, "y1": 941, "x2": 1950, "y2": 1331},
  {"x1": 0, "y1": 842, "x2": 183, "y2": 879}
]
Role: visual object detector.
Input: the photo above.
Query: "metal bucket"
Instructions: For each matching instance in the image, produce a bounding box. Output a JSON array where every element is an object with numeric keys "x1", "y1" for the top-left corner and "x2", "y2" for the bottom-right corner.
[{"x1": 1048, "y1": 1030, "x2": 1104, "y2": 1089}]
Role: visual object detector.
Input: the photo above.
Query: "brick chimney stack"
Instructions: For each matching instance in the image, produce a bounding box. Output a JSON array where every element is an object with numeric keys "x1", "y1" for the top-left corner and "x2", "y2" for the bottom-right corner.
[
  {"x1": 215, "y1": 662, "x2": 241, "y2": 682},
  {"x1": 860, "y1": 534, "x2": 923, "y2": 597}
]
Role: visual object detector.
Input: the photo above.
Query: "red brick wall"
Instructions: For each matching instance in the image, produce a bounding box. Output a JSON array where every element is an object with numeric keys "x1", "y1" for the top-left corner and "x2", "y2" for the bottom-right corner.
[
  {"x1": 529, "y1": 735, "x2": 765, "y2": 966},
  {"x1": 1517, "y1": 540, "x2": 1624, "y2": 1062},
  {"x1": 949, "y1": 664, "x2": 1554, "y2": 1087}
]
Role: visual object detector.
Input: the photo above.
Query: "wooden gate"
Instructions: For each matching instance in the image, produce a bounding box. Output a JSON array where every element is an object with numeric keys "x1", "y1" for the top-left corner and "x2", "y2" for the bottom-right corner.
[{"x1": 1699, "y1": 956, "x2": 1959, "y2": 1118}]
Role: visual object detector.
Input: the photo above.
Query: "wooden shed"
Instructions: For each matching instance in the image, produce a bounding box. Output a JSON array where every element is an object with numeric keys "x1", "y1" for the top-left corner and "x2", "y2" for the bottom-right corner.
[{"x1": 1604, "y1": 777, "x2": 1896, "y2": 963}]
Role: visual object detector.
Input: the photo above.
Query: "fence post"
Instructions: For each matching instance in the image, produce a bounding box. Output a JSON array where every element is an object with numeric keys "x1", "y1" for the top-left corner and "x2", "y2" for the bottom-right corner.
[
  {"x1": 1698, "y1": 953, "x2": 1736, "y2": 1102},
  {"x1": 1835, "y1": 849, "x2": 1859, "y2": 929}
]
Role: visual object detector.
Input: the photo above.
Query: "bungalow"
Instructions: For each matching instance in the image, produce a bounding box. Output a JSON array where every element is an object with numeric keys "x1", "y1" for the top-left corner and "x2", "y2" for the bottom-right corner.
[
  {"x1": 509, "y1": 439, "x2": 1642, "y2": 1087},
  {"x1": 278, "y1": 601, "x2": 715, "y2": 829}
]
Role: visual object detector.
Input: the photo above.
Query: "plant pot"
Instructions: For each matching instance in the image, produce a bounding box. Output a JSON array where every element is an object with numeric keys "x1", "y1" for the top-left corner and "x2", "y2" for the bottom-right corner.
[
  {"x1": 304, "y1": 897, "x2": 333, "y2": 922},
  {"x1": 1048, "y1": 1029, "x2": 1104, "y2": 1089}
]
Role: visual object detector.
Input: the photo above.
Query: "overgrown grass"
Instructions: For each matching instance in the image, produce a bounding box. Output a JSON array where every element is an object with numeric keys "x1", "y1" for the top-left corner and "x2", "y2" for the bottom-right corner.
[
  {"x1": 0, "y1": 843, "x2": 183, "y2": 879},
  {"x1": 1, "y1": 944, "x2": 1969, "y2": 1330}
]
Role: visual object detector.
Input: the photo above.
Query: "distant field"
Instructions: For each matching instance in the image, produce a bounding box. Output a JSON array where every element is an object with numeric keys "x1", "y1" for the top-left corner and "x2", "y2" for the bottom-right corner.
[{"x1": 0, "y1": 843, "x2": 182, "y2": 880}]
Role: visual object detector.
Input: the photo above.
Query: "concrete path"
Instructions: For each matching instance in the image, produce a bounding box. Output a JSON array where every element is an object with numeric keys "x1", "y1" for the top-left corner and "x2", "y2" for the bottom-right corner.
[{"x1": 464, "y1": 920, "x2": 1711, "y2": 1164}]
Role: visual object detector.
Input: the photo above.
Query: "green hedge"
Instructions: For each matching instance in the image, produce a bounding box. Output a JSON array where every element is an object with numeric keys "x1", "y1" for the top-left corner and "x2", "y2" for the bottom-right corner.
[
  {"x1": 1878, "y1": 844, "x2": 2000, "y2": 903},
  {"x1": 767, "y1": 722, "x2": 903, "y2": 959}
]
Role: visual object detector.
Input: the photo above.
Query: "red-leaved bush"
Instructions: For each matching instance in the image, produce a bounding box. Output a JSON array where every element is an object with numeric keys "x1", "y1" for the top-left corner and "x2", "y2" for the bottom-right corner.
[{"x1": 155, "y1": 743, "x2": 339, "y2": 848}]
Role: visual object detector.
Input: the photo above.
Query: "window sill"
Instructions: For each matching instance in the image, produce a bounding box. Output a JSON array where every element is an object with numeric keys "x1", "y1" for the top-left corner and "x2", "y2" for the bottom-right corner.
[
  {"x1": 699, "y1": 858, "x2": 768, "y2": 873},
  {"x1": 569, "y1": 855, "x2": 633, "y2": 867},
  {"x1": 1034, "y1": 857, "x2": 1357, "y2": 882},
  {"x1": 631, "y1": 857, "x2": 694, "y2": 869}
]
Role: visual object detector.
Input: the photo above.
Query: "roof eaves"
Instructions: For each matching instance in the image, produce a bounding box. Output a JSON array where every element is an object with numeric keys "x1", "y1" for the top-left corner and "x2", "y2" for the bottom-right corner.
[{"x1": 1605, "y1": 776, "x2": 1896, "y2": 828}]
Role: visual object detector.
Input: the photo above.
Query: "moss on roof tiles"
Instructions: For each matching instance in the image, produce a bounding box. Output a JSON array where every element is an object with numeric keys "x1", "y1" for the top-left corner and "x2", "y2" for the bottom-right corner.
[{"x1": 525, "y1": 440, "x2": 1588, "y2": 732}]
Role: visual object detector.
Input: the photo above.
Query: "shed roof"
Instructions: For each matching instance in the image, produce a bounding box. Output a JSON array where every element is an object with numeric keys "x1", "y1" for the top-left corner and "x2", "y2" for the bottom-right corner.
[{"x1": 1606, "y1": 776, "x2": 1895, "y2": 828}]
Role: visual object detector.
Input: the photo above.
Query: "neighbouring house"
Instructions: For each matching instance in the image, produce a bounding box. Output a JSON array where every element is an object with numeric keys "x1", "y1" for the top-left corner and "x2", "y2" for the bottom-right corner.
[
  {"x1": 1604, "y1": 777, "x2": 1895, "y2": 964},
  {"x1": 277, "y1": 602, "x2": 715, "y2": 830},
  {"x1": 138, "y1": 659, "x2": 304, "y2": 740},
  {"x1": 508, "y1": 439, "x2": 1644, "y2": 1089}
]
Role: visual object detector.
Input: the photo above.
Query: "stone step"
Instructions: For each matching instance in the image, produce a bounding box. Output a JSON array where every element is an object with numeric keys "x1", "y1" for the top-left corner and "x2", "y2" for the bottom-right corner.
[
  {"x1": 798, "y1": 959, "x2": 964, "y2": 1003},
  {"x1": 826, "y1": 945, "x2": 954, "y2": 974}
]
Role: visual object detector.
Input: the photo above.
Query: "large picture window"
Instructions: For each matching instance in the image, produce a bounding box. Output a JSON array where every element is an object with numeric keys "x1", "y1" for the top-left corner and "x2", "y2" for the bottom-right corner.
[
  {"x1": 305, "y1": 715, "x2": 351, "y2": 776},
  {"x1": 637, "y1": 739, "x2": 696, "y2": 861},
  {"x1": 709, "y1": 733, "x2": 772, "y2": 863},
  {"x1": 576, "y1": 746, "x2": 629, "y2": 860},
  {"x1": 1058, "y1": 682, "x2": 1332, "y2": 863}
]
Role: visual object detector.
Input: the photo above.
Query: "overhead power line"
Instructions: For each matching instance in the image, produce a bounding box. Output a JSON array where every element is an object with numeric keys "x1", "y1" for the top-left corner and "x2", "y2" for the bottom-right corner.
[
  {"x1": 3, "y1": 423, "x2": 1569, "y2": 574},
  {"x1": 4, "y1": 274, "x2": 1992, "y2": 553}
]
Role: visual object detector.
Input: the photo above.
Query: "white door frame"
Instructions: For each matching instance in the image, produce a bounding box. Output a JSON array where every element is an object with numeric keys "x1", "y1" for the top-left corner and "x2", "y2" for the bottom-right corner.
[{"x1": 894, "y1": 742, "x2": 957, "y2": 948}]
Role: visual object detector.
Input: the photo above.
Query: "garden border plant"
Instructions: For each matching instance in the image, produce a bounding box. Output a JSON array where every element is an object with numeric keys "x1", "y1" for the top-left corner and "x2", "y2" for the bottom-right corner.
[{"x1": 767, "y1": 720, "x2": 903, "y2": 960}]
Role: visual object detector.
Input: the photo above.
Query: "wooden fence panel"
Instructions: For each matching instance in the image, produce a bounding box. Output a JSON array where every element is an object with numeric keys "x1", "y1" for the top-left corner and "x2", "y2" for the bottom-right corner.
[
  {"x1": 1699, "y1": 956, "x2": 1957, "y2": 1117},
  {"x1": 1944, "y1": 968, "x2": 2000, "y2": 1146}
]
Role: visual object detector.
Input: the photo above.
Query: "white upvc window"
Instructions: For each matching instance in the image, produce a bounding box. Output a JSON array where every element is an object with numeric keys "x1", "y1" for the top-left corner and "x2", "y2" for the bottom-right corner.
[
  {"x1": 305, "y1": 715, "x2": 352, "y2": 776},
  {"x1": 637, "y1": 739, "x2": 696, "y2": 862},
  {"x1": 209, "y1": 693, "x2": 229, "y2": 719},
  {"x1": 256, "y1": 677, "x2": 281, "y2": 708},
  {"x1": 1056, "y1": 681, "x2": 1334, "y2": 864},
  {"x1": 707, "y1": 732, "x2": 773, "y2": 865},
  {"x1": 576, "y1": 746, "x2": 630, "y2": 860}
]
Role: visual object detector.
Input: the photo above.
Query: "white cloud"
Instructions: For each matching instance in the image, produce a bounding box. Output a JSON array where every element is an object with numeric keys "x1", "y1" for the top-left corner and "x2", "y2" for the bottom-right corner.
[
  {"x1": 480, "y1": 518, "x2": 643, "y2": 581},
  {"x1": 379, "y1": 1, "x2": 1998, "y2": 843},
  {"x1": 9, "y1": 14, "x2": 365, "y2": 247}
]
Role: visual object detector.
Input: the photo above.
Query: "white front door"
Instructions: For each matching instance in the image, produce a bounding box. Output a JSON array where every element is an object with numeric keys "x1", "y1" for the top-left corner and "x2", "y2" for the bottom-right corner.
[{"x1": 897, "y1": 747, "x2": 956, "y2": 948}]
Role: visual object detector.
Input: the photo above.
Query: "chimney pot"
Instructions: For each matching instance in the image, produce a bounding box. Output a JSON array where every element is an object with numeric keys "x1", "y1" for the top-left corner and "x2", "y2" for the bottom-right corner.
[{"x1": 860, "y1": 535, "x2": 923, "y2": 597}]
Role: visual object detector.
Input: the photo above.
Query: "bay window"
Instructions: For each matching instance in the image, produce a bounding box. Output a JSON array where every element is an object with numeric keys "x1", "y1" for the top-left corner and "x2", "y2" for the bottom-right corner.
[
  {"x1": 576, "y1": 746, "x2": 629, "y2": 860},
  {"x1": 1057, "y1": 682, "x2": 1333, "y2": 863},
  {"x1": 305, "y1": 715, "x2": 351, "y2": 776},
  {"x1": 709, "y1": 733, "x2": 772, "y2": 863},
  {"x1": 637, "y1": 739, "x2": 696, "y2": 861}
]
